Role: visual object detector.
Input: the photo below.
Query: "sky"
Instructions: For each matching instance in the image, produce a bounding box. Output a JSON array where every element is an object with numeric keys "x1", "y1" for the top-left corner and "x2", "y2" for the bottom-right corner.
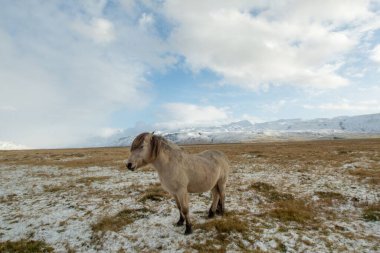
[{"x1": 1, "y1": 0, "x2": 380, "y2": 148}]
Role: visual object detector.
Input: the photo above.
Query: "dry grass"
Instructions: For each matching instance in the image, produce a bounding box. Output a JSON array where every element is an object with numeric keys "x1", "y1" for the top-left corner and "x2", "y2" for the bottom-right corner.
[
  {"x1": 193, "y1": 212, "x2": 252, "y2": 252},
  {"x1": 315, "y1": 191, "x2": 345, "y2": 200},
  {"x1": 138, "y1": 183, "x2": 170, "y2": 202},
  {"x1": 91, "y1": 207, "x2": 151, "y2": 233},
  {"x1": 189, "y1": 238, "x2": 265, "y2": 253},
  {"x1": 0, "y1": 147, "x2": 129, "y2": 169},
  {"x1": 266, "y1": 199, "x2": 317, "y2": 225},
  {"x1": 250, "y1": 182, "x2": 294, "y2": 202},
  {"x1": 189, "y1": 239, "x2": 227, "y2": 253},
  {"x1": 362, "y1": 203, "x2": 380, "y2": 221},
  {"x1": 197, "y1": 215, "x2": 249, "y2": 234},
  {"x1": 0, "y1": 194, "x2": 18, "y2": 204},
  {"x1": 76, "y1": 176, "x2": 111, "y2": 186},
  {"x1": 182, "y1": 138, "x2": 380, "y2": 166},
  {"x1": 315, "y1": 191, "x2": 346, "y2": 207},
  {"x1": 349, "y1": 168, "x2": 380, "y2": 185},
  {"x1": 43, "y1": 184, "x2": 67, "y2": 193},
  {"x1": 1, "y1": 138, "x2": 379, "y2": 170},
  {"x1": 0, "y1": 239, "x2": 54, "y2": 253},
  {"x1": 138, "y1": 165, "x2": 155, "y2": 172},
  {"x1": 249, "y1": 181, "x2": 275, "y2": 192}
]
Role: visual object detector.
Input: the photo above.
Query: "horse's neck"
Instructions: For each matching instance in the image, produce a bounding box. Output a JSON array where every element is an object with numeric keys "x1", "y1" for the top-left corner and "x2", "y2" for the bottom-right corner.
[{"x1": 152, "y1": 147, "x2": 182, "y2": 174}]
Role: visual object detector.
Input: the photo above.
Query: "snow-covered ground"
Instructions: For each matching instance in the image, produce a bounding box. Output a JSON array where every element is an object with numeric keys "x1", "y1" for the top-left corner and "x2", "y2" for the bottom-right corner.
[{"x1": 0, "y1": 141, "x2": 379, "y2": 252}]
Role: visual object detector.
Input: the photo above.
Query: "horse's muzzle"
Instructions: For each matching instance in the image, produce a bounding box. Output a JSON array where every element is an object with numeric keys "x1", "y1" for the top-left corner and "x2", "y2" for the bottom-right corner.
[{"x1": 126, "y1": 162, "x2": 135, "y2": 171}]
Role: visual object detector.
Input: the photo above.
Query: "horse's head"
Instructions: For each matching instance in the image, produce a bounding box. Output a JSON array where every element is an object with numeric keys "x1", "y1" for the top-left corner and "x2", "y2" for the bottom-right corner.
[{"x1": 125, "y1": 132, "x2": 161, "y2": 171}]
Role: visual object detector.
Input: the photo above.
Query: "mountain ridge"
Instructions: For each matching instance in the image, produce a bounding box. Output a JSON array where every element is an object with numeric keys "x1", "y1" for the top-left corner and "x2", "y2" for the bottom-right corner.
[{"x1": 91, "y1": 113, "x2": 380, "y2": 147}]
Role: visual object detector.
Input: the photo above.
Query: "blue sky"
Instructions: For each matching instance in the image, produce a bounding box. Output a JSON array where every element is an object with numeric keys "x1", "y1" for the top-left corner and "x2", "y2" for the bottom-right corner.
[{"x1": 1, "y1": 0, "x2": 380, "y2": 148}]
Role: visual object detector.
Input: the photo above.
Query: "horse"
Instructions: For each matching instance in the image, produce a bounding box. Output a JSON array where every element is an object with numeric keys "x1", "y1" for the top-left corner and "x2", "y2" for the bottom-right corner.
[{"x1": 125, "y1": 132, "x2": 230, "y2": 235}]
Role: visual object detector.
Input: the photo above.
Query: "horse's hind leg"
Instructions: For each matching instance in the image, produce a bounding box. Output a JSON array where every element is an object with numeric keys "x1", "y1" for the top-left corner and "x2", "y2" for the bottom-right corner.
[
  {"x1": 208, "y1": 186, "x2": 220, "y2": 218},
  {"x1": 174, "y1": 195, "x2": 185, "y2": 226},
  {"x1": 216, "y1": 179, "x2": 227, "y2": 215},
  {"x1": 216, "y1": 199, "x2": 223, "y2": 215}
]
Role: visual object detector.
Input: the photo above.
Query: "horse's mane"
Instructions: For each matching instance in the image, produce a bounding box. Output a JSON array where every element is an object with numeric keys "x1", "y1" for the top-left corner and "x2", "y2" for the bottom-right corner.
[
  {"x1": 131, "y1": 132, "x2": 147, "y2": 151},
  {"x1": 131, "y1": 132, "x2": 181, "y2": 154},
  {"x1": 155, "y1": 135, "x2": 182, "y2": 152}
]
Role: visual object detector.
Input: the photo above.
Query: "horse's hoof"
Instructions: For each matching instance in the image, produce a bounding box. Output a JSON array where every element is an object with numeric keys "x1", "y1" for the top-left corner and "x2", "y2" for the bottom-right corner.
[
  {"x1": 208, "y1": 209, "x2": 215, "y2": 218},
  {"x1": 176, "y1": 220, "x2": 184, "y2": 226},
  {"x1": 216, "y1": 207, "x2": 224, "y2": 216},
  {"x1": 184, "y1": 225, "x2": 193, "y2": 235}
]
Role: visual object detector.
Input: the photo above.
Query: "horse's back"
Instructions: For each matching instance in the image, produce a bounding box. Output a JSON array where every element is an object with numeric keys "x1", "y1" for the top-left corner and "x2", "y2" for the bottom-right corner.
[
  {"x1": 198, "y1": 150, "x2": 230, "y2": 174},
  {"x1": 199, "y1": 149, "x2": 226, "y2": 159}
]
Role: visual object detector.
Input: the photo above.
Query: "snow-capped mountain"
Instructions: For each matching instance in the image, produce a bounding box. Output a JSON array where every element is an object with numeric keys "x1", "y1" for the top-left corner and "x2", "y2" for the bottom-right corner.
[
  {"x1": 254, "y1": 113, "x2": 380, "y2": 132},
  {"x1": 0, "y1": 141, "x2": 30, "y2": 150},
  {"x1": 86, "y1": 113, "x2": 380, "y2": 147}
]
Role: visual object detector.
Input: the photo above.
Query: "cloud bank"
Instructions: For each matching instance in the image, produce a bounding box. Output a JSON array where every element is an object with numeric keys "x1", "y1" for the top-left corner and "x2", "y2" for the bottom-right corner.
[
  {"x1": 164, "y1": 0, "x2": 377, "y2": 90},
  {"x1": 0, "y1": 1, "x2": 170, "y2": 147},
  {"x1": 156, "y1": 103, "x2": 230, "y2": 129}
]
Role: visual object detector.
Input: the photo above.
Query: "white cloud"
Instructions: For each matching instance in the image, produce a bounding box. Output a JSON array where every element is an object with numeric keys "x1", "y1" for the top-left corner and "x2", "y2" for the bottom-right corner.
[
  {"x1": 73, "y1": 18, "x2": 115, "y2": 43},
  {"x1": 0, "y1": 105, "x2": 17, "y2": 112},
  {"x1": 0, "y1": 141, "x2": 31, "y2": 150},
  {"x1": 98, "y1": 128, "x2": 123, "y2": 138},
  {"x1": 370, "y1": 44, "x2": 380, "y2": 63},
  {"x1": 156, "y1": 103, "x2": 230, "y2": 129},
  {"x1": 241, "y1": 114, "x2": 263, "y2": 124},
  {"x1": 304, "y1": 100, "x2": 380, "y2": 112},
  {"x1": 79, "y1": 0, "x2": 108, "y2": 16},
  {"x1": 139, "y1": 13, "x2": 155, "y2": 30},
  {"x1": 120, "y1": 0, "x2": 135, "y2": 12},
  {"x1": 261, "y1": 100, "x2": 288, "y2": 113},
  {"x1": 163, "y1": 0, "x2": 377, "y2": 90}
]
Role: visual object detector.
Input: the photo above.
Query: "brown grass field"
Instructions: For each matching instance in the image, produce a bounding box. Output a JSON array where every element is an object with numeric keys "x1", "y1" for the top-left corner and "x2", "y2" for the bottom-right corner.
[{"x1": 0, "y1": 138, "x2": 379, "y2": 252}]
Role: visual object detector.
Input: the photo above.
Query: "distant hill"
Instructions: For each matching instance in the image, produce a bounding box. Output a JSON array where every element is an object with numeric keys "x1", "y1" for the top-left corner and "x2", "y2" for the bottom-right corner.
[
  {"x1": 254, "y1": 113, "x2": 380, "y2": 132},
  {"x1": 85, "y1": 113, "x2": 380, "y2": 147}
]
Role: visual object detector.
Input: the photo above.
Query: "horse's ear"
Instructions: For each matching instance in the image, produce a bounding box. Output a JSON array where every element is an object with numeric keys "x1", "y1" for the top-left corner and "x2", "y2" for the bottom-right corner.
[
  {"x1": 150, "y1": 135, "x2": 161, "y2": 161},
  {"x1": 151, "y1": 131, "x2": 155, "y2": 135}
]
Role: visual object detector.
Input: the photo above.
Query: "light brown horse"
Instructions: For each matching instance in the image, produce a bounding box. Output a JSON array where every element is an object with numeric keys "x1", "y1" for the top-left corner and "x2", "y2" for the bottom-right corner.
[{"x1": 125, "y1": 132, "x2": 230, "y2": 235}]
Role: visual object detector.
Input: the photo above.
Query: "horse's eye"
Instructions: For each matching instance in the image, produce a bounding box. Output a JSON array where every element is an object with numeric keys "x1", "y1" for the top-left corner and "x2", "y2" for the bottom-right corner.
[{"x1": 139, "y1": 146, "x2": 144, "y2": 149}]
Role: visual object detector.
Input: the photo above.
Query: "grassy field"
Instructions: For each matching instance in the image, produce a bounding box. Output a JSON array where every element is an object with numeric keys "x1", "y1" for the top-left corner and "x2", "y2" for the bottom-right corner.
[{"x1": 0, "y1": 139, "x2": 379, "y2": 252}]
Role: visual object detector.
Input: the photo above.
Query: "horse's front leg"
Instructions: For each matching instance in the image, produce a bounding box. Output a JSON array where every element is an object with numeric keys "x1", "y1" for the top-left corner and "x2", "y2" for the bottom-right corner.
[
  {"x1": 176, "y1": 190, "x2": 192, "y2": 235},
  {"x1": 173, "y1": 195, "x2": 185, "y2": 226}
]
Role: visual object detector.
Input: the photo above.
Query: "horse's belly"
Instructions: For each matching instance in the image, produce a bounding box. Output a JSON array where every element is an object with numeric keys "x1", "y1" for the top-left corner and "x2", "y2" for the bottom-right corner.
[
  {"x1": 187, "y1": 172, "x2": 219, "y2": 193},
  {"x1": 187, "y1": 184, "x2": 213, "y2": 193}
]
